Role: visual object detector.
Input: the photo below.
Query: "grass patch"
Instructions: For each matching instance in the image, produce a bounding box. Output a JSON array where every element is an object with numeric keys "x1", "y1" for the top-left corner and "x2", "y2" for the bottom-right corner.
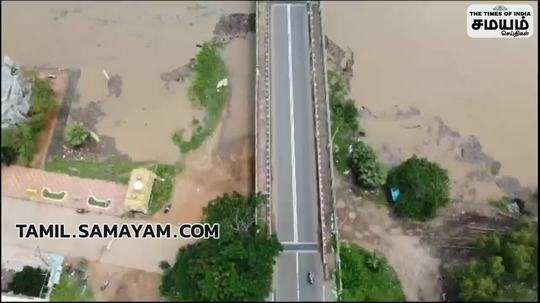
[
  {"x1": 2, "y1": 76, "x2": 57, "y2": 166},
  {"x1": 45, "y1": 156, "x2": 149, "y2": 184},
  {"x1": 46, "y1": 157, "x2": 178, "y2": 215},
  {"x1": 172, "y1": 42, "x2": 229, "y2": 153},
  {"x1": 50, "y1": 272, "x2": 93, "y2": 302},
  {"x1": 340, "y1": 242, "x2": 405, "y2": 301},
  {"x1": 148, "y1": 164, "x2": 176, "y2": 215},
  {"x1": 489, "y1": 196, "x2": 514, "y2": 214}
]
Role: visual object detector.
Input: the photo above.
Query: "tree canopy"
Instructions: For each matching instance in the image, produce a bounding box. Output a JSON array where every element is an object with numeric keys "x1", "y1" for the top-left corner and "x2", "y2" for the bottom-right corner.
[
  {"x1": 386, "y1": 155, "x2": 450, "y2": 220},
  {"x1": 340, "y1": 242, "x2": 405, "y2": 301},
  {"x1": 451, "y1": 219, "x2": 538, "y2": 301},
  {"x1": 9, "y1": 266, "x2": 49, "y2": 298},
  {"x1": 160, "y1": 192, "x2": 282, "y2": 301}
]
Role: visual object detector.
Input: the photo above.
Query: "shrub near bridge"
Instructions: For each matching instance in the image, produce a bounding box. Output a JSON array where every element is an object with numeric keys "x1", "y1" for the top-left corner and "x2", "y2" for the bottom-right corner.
[
  {"x1": 350, "y1": 141, "x2": 386, "y2": 189},
  {"x1": 386, "y1": 155, "x2": 450, "y2": 220}
]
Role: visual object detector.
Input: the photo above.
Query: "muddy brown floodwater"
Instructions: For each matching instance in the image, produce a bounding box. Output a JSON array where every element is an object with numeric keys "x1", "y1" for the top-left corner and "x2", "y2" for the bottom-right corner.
[
  {"x1": 324, "y1": 1, "x2": 538, "y2": 188},
  {"x1": 324, "y1": 2, "x2": 537, "y2": 301},
  {"x1": 2, "y1": 1, "x2": 252, "y2": 164}
]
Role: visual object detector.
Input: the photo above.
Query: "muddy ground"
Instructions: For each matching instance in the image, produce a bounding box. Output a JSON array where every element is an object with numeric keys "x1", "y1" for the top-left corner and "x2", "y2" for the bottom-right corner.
[{"x1": 64, "y1": 257, "x2": 161, "y2": 301}]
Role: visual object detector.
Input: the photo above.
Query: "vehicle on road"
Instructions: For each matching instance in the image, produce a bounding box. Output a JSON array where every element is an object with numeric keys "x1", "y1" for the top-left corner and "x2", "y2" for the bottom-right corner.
[{"x1": 307, "y1": 271, "x2": 315, "y2": 285}]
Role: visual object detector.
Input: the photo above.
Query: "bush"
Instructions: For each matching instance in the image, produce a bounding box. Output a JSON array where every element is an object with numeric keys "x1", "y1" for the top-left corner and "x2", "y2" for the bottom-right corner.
[
  {"x1": 9, "y1": 266, "x2": 49, "y2": 298},
  {"x1": 350, "y1": 141, "x2": 386, "y2": 188},
  {"x1": 160, "y1": 193, "x2": 282, "y2": 301},
  {"x1": 64, "y1": 122, "x2": 90, "y2": 149},
  {"x1": 451, "y1": 220, "x2": 538, "y2": 301},
  {"x1": 1, "y1": 145, "x2": 18, "y2": 166},
  {"x1": 386, "y1": 155, "x2": 450, "y2": 220},
  {"x1": 340, "y1": 242, "x2": 405, "y2": 301},
  {"x1": 328, "y1": 71, "x2": 361, "y2": 175}
]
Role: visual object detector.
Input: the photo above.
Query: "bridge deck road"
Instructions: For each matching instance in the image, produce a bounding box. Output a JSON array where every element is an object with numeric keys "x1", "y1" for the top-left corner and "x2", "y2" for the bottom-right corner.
[{"x1": 270, "y1": 3, "x2": 324, "y2": 301}]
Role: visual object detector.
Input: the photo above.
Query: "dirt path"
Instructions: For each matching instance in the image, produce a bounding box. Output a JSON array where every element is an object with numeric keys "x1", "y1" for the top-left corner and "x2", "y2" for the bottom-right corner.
[
  {"x1": 335, "y1": 177, "x2": 442, "y2": 301},
  {"x1": 85, "y1": 260, "x2": 161, "y2": 301}
]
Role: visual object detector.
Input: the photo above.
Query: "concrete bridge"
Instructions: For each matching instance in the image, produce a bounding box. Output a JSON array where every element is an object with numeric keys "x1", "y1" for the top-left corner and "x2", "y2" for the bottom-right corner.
[{"x1": 255, "y1": 1, "x2": 340, "y2": 301}]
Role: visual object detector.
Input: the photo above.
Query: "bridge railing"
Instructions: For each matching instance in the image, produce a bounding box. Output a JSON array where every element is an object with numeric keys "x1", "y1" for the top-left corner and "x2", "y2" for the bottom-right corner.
[
  {"x1": 255, "y1": 1, "x2": 273, "y2": 235},
  {"x1": 307, "y1": 2, "x2": 340, "y2": 282}
]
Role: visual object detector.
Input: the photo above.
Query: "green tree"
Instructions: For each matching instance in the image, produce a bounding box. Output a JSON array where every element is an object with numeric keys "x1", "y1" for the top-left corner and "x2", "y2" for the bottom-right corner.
[
  {"x1": 1, "y1": 145, "x2": 18, "y2": 166},
  {"x1": 349, "y1": 141, "x2": 386, "y2": 188},
  {"x1": 9, "y1": 266, "x2": 49, "y2": 298},
  {"x1": 386, "y1": 155, "x2": 450, "y2": 220},
  {"x1": 451, "y1": 220, "x2": 538, "y2": 301},
  {"x1": 340, "y1": 243, "x2": 405, "y2": 301},
  {"x1": 160, "y1": 193, "x2": 282, "y2": 301},
  {"x1": 64, "y1": 122, "x2": 90, "y2": 149}
]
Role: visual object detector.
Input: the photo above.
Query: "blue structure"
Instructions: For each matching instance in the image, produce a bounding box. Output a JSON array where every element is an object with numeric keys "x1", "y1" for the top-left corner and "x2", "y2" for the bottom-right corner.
[{"x1": 389, "y1": 187, "x2": 401, "y2": 204}]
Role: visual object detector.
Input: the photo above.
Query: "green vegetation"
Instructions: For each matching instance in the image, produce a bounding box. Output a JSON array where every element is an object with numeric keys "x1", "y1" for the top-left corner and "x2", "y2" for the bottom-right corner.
[
  {"x1": 449, "y1": 220, "x2": 538, "y2": 301},
  {"x1": 148, "y1": 164, "x2": 176, "y2": 214},
  {"x1": 172, "y1": 42, "x2": 229, "y2": 153},
  {"x1": 1, "y1": 145, "x2": 18, "y2": 166},
  {"x1": 50, "y1": 272, "x2": 93, "y2": 302},
  {"x1": 87, "y1": 196, "x2": 111, "y2": 208},
  {"x1": 42, "y1": 188, "x2": 66, "y2": 201},
  {"x1": 328, "y1": 71, "x2": 386, "y2": 190},
  {"x1": 489, "y1": 197, "x2": 511, "y2": 213},
  {"x1": 350, "y1": 141, "x2": 386, "y2": 188},
  {"x1": 45, "y1": 157, "x2": 147, "y2": 184},
  {"x1": 386, "y1": 155, "x2": 450, "y2": 220},
  {"x1": 329, "y1": 71, "x2": 360, "y2": 175},
  {"x1": 1, "y1": 77, "x2": 57, "y2": 166},
  {"x1": 340, "y1": 242, "x2": 405, "y2": 301},
  {"x1": 64, "y1": 122, "x2": 90, "y2": 149},
  {"x1": 160, "y1": 192, "x2": 282, "y2": 301},
  {"x1": 9, "y1": 266, "x2": 49, "y2": 298}
]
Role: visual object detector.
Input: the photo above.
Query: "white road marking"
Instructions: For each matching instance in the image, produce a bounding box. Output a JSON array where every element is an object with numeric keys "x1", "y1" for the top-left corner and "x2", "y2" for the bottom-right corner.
[
  {"x1": 295, "y1": 251, "x2": 300, "y2": 301},
  {"x1": 281, "y1": 241, "x2": 317, "y2": 245},
  {"x1": 287, "y1": 4, "x2": 299, "y2": 243}
]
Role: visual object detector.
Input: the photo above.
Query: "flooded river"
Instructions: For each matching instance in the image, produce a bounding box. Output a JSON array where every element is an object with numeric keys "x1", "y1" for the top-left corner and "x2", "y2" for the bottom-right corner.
[
  {"x1": 2, "y1": 1, "x2": 252, "y2": 163},
  {"x1": 324, "y1": 1, "x2": 538, "y2": 187}
]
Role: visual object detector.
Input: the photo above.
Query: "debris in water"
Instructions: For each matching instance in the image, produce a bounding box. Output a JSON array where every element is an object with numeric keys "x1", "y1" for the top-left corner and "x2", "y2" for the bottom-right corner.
[{"x1": 102, "y1": 69, "x2": 110, "y2": 80}]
